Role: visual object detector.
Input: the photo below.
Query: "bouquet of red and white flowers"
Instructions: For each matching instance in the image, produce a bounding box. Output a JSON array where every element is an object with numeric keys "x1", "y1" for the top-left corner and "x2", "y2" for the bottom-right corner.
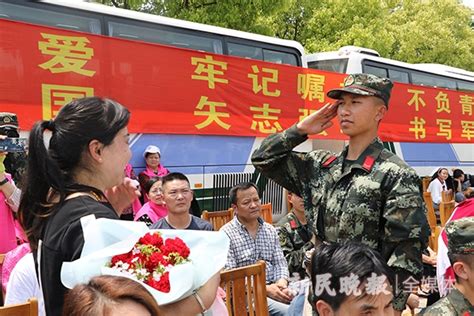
[
  {"x1": 61, "y1": 216, "x2": 229, "y2": 305},
  {"x1": 108, "y1": 231, "x2": 190, "y2": 293}
]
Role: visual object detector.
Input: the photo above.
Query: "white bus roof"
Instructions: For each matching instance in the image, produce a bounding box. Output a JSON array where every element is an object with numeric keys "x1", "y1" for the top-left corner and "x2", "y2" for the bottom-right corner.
[
  {"x1": 38, "y1": 0, "x2": 305, "y2": 58},
  {"x1": 306, "y1": 49, "x2": 474, "y2": 82}
]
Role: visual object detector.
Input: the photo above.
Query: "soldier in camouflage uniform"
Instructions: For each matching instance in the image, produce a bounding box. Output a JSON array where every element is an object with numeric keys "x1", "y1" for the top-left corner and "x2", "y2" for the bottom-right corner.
[
  {"x1": 422, "y1": 217, "x2": 474, "y2": 315},
  {"x1": 277, "y1": 191, "x2": 313, "y2": 280},
  {"x1": 252, "y1": 73, "x2": 430, "y2": 313}
]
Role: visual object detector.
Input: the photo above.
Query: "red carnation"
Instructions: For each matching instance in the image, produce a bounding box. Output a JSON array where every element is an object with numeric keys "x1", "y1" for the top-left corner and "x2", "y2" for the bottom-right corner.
[
  {"x1": 147, "y1": 272, "x2": 170, "y2": 293},
  {"x1": 110, "y1": 252, "x2": 132, "y2": 266},
  {"x1": 139, "y1": 232, "x2": 163, "y2": 247},
  {"x1": 147, "y1": 252, "x2": 167, "y2": 271},
  {"x1": 162, "y1": 237, "x2": 190, "y2": 258}
]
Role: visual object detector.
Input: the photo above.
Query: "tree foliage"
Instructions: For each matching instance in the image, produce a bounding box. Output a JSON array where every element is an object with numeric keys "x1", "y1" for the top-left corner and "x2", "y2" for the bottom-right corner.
[{"x1": 100, "y1": 0, "x2": 474, "y2": 71}]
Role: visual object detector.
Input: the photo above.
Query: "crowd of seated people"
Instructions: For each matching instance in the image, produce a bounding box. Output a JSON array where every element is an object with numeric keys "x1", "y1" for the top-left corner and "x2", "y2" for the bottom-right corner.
[{"x1": 2, "y1": 98, "x2": 474, "y2": 316}]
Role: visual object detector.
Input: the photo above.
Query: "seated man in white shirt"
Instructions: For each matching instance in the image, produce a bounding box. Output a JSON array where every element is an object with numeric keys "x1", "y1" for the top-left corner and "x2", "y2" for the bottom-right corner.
[{"x1": 220, "y1": 182, "x2": 293, "y2": 316}]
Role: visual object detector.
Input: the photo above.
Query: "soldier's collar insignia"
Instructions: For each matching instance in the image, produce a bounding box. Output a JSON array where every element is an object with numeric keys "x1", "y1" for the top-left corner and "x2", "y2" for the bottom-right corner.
[
  {"x1": 322, "y1": 155, "x2": 337, "y2": 167},
  {"x1": 362, "y1": 156, "x2": 376, "y2": 172},
  {"x1": 290, "y1": 220, "x2": 297, "y2": 229}
]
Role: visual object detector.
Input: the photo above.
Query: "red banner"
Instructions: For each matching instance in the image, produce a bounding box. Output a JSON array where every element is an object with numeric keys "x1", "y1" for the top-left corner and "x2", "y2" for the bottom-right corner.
[{"x1": 0, "y1": 19, "x2": 473, "y2": 143}]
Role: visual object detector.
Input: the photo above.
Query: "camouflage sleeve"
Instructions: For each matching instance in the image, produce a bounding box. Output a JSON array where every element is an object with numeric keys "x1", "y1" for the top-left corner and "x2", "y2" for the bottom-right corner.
[
  {"x1": 278, "y1": 225, "x2": 313, "y2": 279},
  {"x1": 382, "y1": 169, "x2": 430, "y2": 310},
  {"x1": 251, "y1": 125, "x2": 312, "y2": 197}
]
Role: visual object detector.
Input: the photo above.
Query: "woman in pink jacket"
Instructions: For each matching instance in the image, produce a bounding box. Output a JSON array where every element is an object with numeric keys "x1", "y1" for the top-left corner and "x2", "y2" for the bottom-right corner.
[
  {"x1": 134, "y1": 177, "x2": 167, "y2": 226},
  {"x1": 138, "y1": 145, "x2": 169, "y2": 203}
]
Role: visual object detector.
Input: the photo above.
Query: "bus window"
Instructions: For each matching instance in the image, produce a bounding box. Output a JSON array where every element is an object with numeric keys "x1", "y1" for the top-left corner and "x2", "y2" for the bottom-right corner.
[
  {"x1": 307, "y1": 59, "x2": 348, "y2": 73},
  {"x1": 0, "y1": 2, "x2": 101, "y2": 34},
  {"x1": 412, "y1": 72, "x2": 456, "y2": 90},
  {"x1": 108, "y1": 21, "x2": 223, "y2": 54},
  {"x1": 263, "y1": 49, "x2": 297, "y2": 66},
  {"x1": 388, "y1": 69, "x2": 409, "y2": 83},
  {"x1": 458, "y1": 81, "x2": 474, "y2": 92},
  {"x1": 363, "y1": 65, "x2": 388, "y2": 78},
  {"x1": 227, "y1": 42, "x2": 298, "y2": 66},
  {"x1": 228, "y1": 42, "x2": 263, "y2": 61}
]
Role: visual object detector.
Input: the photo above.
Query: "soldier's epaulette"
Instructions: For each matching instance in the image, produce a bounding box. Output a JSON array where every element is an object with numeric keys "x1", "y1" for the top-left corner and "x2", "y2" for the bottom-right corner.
[
  {"x1": 362, "y1": 155, "x2": 376, "y2": 172},
  {"x1": 322, "y1": 155, "x2": 337, "y2": 168},
  {"x1": 289, "y1": 220, "x2": 297, "y2": 229}
]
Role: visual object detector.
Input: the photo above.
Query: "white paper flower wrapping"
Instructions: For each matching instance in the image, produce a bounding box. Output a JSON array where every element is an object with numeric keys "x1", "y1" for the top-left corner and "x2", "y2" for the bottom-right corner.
[{"x1": 61, "y1": 215, "x2": 230, "y2": 305}]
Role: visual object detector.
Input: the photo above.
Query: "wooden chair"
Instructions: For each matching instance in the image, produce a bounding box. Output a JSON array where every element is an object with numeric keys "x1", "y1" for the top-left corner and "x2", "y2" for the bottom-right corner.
[
  {"x1": 441, "y1": 190, "x2": 454, "y2": 203},
  {"x1": 439, "y1": 200, "x2": 455, "y2": 227},
  {"x1": 0, "y1": 298, "x2": 38, "y2": 316},
  {"x1": 220, "y1": 261, "x2": 268, "y2": 316},
  {"x1": 201, "y1": 208, "x2": 234, "y2": 230},
  {"x1": 260, "y1": 203, "x2": 273, "y2": 224},
  {"x1": 423, "y1": 192, "x2": 441, "y2": 252},
  {"x1": 422, "y1": 177, "x2": 431, "y2": 192}
]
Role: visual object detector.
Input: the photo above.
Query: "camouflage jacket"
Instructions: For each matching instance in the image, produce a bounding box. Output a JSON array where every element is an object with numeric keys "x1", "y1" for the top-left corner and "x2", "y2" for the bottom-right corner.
[
  {"x1": 252, "y1": 125, "x2": 430, "y2": 310},
  {"x1": 422, "y1": 288, "x2": 474, "y2": 315},
  {"x1": 277, "y1": 212, "x2": 314, "y2": 280}
]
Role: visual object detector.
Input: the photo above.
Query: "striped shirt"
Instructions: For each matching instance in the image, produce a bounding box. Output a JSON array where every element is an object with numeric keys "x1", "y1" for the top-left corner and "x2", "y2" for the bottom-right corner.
[{"x1": 220, "y1": 217, "x2": 289, "y2": 283}]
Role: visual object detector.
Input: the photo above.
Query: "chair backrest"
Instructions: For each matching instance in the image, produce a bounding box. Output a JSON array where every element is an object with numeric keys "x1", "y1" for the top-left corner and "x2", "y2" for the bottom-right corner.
[
  {"x1": 220, "y1": 261, "x2": 268, "y2": 316},
  {"x1": 422, "y1": 177, "x2": 431, "y2": 192},
  {"x1": 201, "y1": 208, "x2": 234, "y2": 230},
  {"x1": 440, "y1": 200, "x2": 456, "y2": 227},
  {"x1": 0, "y1": 298, "x2": 38, "y2": 316},
  {"x1": 260, "y1": 203, "x2": 273, "y2": 224},
  {"x1": 441, "y1": 190, "x2": 454, "y2": 203},
  {"x1": 423, "y1": 192, "x2": 437, "y2": 230}
]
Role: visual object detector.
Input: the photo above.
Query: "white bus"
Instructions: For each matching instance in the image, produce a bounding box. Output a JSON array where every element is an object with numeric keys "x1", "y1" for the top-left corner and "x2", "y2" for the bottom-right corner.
[
  {"x1": 306, "y1": 46, "x2": 474, "y2": 176},
  {"x1": 0, "y1": 0, "x2": 305, "y2": 213}
]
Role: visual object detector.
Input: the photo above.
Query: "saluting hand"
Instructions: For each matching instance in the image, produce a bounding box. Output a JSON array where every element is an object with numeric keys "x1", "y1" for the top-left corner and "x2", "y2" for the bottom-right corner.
[{"x1": 296, "y1": 101, "x2": 339, "y2": 136}]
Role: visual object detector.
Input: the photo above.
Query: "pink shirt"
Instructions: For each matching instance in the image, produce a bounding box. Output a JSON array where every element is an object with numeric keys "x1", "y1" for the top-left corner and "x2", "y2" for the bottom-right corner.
[
  {"x1": 134, "y1": 202, "x2": 168, "y2": 225},
  {"x1": 0, "y1": 174, "x2": 17, "y2": 253}
]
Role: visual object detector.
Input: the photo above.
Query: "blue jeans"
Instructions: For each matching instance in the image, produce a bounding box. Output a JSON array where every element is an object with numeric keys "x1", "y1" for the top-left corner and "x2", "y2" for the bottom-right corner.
[
  {"x1": 268, "y1": 297, "x2": 290, "y2": 316},
  {"x1": 287, "y1": 291, "x2": 305, "y2": 316}
]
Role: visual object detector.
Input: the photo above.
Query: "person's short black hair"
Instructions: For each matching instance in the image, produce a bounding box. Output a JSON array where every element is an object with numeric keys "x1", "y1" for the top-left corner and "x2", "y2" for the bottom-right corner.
[
  {"x1": 162, "y1": 172, "x2": 190, "y2": 188},
  {"x1": 229, "y1": 182, "x2": 259, "y2": 205},
  {"x1": 143, "y1": 177, "x2": 161, "y2": 194},
  {"x1": 453, "y1": 169, "x2": 465, "y2": 179},
  {"x1": 310, "y1": 242, "x2": 394, "y2": 311}
]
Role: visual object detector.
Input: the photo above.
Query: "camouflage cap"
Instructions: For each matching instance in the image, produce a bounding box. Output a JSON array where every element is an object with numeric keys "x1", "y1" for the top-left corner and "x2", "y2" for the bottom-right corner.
[
  {"x1": 327, "y1": 73, "x2": 393, "y2": 106},
  {"x1": 446, "y1": 217, "x2": 474, "y2": 255},
  {"x1": 0, "y1": 112, "x2": 19, "y2": 130}
]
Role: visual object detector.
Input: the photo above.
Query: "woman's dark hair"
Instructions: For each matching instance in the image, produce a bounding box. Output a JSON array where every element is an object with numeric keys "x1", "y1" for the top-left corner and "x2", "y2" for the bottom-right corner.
[
  {"x1": 62, "y1": 275, "x2": 160, "y2": 316},
  {"x1": 144, "y1": 177, "x2": 161, "y2": 194},
  {"x1": 18, "y1": 97, "x2": 130, "y2": 250},
  {"x1": 310, "y1": 242, "x2": 394, "y2": 311}
]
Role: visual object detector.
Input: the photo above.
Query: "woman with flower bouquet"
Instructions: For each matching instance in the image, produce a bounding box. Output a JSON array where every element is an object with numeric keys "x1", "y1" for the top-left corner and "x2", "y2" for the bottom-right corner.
[{"x1": 18, "y1": 97, "x2": 220, "y2": 316}]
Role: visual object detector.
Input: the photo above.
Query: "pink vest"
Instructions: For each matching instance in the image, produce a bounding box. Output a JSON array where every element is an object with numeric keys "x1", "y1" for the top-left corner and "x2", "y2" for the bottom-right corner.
[
  {"x1": 134, "y1": 202, "x2": 168, "y2": 224},
  {"x1": 0, "y1": 174, "x2": 17, "y2": 253}
]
